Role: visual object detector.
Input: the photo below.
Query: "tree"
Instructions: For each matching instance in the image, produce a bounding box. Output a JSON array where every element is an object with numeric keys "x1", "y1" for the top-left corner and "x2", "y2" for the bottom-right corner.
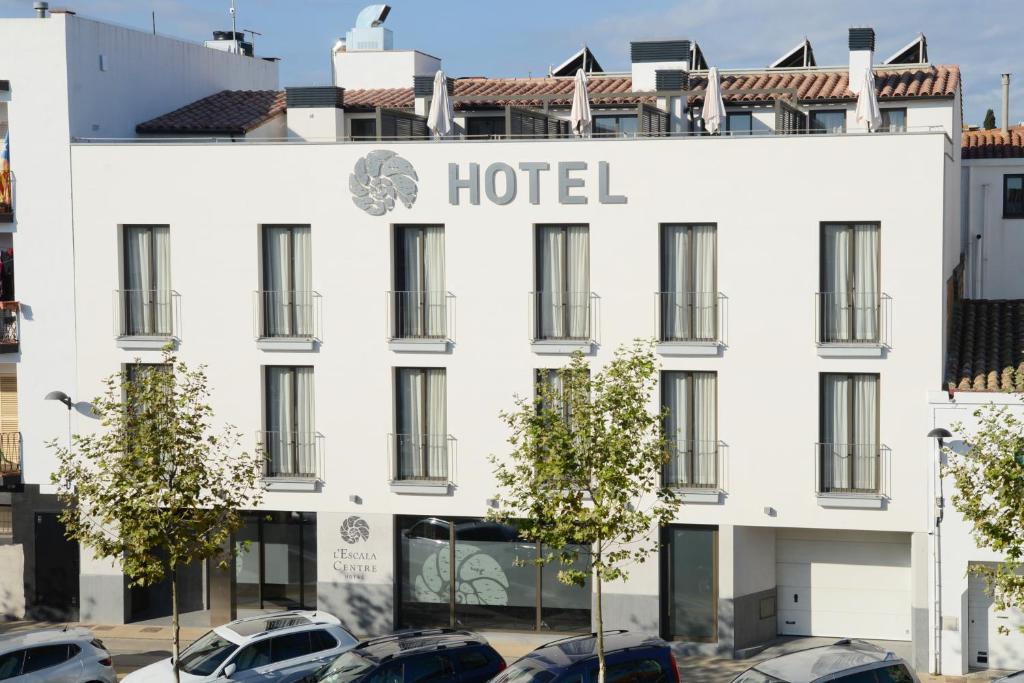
[
  {"x1": 946, "y1": 403, "x2": 1024, "y2": 634},
  {"x1": 984, "y1": 108, "x2": 997, "y2": 130},
  {"x1": 50, "y1": 350, "x2": 265, "y2": 683},
  {"x1": 489, "y1": 340, "x2": 680, "y2": 683}
]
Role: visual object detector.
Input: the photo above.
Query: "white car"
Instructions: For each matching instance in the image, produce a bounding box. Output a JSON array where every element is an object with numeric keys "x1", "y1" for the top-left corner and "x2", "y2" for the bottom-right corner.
[
  {"x1": 123, "y1": 611, "x2": 356, "y2": 683},
  {"x1": 732, "y1": 639, "x2": 920, "y2": 683},
  {"x1": 0, "y1": 627, "x2": 116, "y2": 683}
]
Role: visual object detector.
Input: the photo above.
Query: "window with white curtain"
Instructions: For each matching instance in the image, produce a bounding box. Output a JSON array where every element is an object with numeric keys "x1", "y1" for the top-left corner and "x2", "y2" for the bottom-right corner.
[
  {"x1": 121, "y1": 225, "x2": 171, "y2": 336},
  {"x1": 263, "y1": 366, "x2": 316, "y2": 478},
  {"x1": 535, "y1": 367, "x2": 589, "y2": 422},
  {"x1": 535, "y1": 225, "x2": 590, "y2": 340},
  {"x1": 660, "y1": 224, "x2": 717, "y2": 342},
  {"x1": 819, "y1": 373, "x2": 879, "y2": 493},
  {"x1": 395, "y1": 368, "x2": 447, "y2": 481},
  {"x1": 820, "y1": 223, "x2": 880, "y2": 343},
  {"x1": 261, "y1": 226, "x2": 312, "y2": 338},
  {"x1": 662, "y1": 371, "x2": 718, "y2": 489},
  {"x1": 394, "y1": 226, "x2": 446, "y2": 339}
]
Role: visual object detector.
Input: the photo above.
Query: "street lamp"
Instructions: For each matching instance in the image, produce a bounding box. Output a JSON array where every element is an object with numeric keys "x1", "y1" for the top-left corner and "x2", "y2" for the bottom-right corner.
[
  {"x1": 927, "y1": 426, "x2": 953, "y2": 675},
  {"x1": 44, "y1": 390, "x2": 72, "y2": 410}
]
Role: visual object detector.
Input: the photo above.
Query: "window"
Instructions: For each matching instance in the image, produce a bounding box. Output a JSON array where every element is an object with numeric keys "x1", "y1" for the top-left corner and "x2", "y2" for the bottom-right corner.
[
  {"x1": 0, "y1": 651, "x2": 22, "y2": 681},
  {"x1": 535, "y1": 225, "x2": 590, "y2": 341},
  {"x1": 664, "y1": 525, "x2": 718, "y2": 642},
  {"x1": 820, "y1": 373, "x2": 880, "y2": 494},
  {"x1": 367, "y1": 662, "x2": 404, "y2": 683},
  {"x1": 321, "y1": 652, "x2": 375, "y2": 683},
  {"x1": 662, "y1": 372, "x2": 718, "y2": 489},
  {"x1": 809, "y1": 109, "x2": 846, "y2": 134},
  {"x1": 593, "y1": 114, "x2": 638, "y2": 137},
  {"x1": 270, "y1": 632, "x2": 311, "y2": 663},
  {"x1": 260, "y1": 225, "x2": 313, "y2": 338},
  {"x1": 494, "y1": 661, "x2": 556, "y2": 683},
  {"x1": 179, "y1": 631, "x2": 238, "y2": 676},
  {"x1": 233, "y1": 640, "x2": 272, "y2": 672},
  {"x1": 725, "y1": 112, "x2": 752, "y2": 135},
  {"x1": 405, "y1": 655, "x2": 455, "y2": 683},
  {"x1": 879, "y1": 108, "x2": 906, "y2": 132},
  {"x1": 659, "y1": 224, "x2": 717, "y2": 342},
  {"x1": 395, "y1": 368, "x2": 447, "y2": 481},
  {"x1": 457, "y1": 650, "x2": 491, "y2": 672},
  {"x1": 309, "y1": 630, "x2": 338, "y2": 653},
  {"x1": 466, "y1": 116, "x2": 506, "y2": 139},
  {"x1": 393, "y1": 226, "x2": 447, "y2": 339},
  {"x1": 22, "y1": 645, "x2": 74, "y2": 674},
  {"x1": 263, "y1": 366, "x2": 316, "y2": 478},
  {"x1": 820, "y1": 223, "x2": 880, "y2": 343},
  {"x1": 535, "y1": 367, "x2": 588, "y2": 422},
  {"x1": 1004, "y1": 174, "x2": 1024, "y2": 218},
  {"x1": 594, "y1": 660, "x2": 668, "y2": 683},
  {"x1": 350, "y1": 118, "x2": 377, "y2": 141},
  {"x1": 234, "y1": 511, "x2": 317, "y2": 611},
  {"x1": 121, "y1": 225, "x2": 171, "y2": 336}
]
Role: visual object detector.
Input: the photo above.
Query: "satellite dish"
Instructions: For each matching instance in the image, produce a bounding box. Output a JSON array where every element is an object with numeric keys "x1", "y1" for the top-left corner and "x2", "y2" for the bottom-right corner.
[{"x1": 355, "y1": 4, "x2": 391, "y2": 28}]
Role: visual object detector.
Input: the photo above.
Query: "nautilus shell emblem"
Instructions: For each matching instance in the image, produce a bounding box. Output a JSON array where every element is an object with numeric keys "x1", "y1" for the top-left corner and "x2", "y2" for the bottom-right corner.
[
  {"x1": 339, "y1": 516, "x2": 371, "y2": 544},
  {"x1": 349, "y1": 150, "x2": 418, "y2": 216}
]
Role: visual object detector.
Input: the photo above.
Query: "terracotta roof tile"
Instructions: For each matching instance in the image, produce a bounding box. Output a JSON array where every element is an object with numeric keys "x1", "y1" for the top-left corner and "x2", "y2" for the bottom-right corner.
[
  {"x1": 946, "y1": 299, "x2": 1024, "y2": 392},
  {"x1": 962, "y1": 126, "x2": 1024, "y2": 159},
  {"x1": 136, "y1": 90, "x2": 285, "y2": 135}
]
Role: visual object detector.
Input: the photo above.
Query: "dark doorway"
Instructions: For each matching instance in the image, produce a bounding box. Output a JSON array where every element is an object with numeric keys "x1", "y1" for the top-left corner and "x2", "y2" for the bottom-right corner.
[
  {"x1": 33, "y1": 512, "x2": 79, "y2": 621},
  {"x1": 126, "y1": 547, "x2": 206, "y2": 622},
  {"x1": 233, "y1": 511, "x2": 317, "y2": 611}
]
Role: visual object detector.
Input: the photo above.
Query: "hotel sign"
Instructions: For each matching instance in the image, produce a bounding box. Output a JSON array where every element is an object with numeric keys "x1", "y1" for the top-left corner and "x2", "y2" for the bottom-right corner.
[{"x1": 449, "y1": 161, "x2": 627, "y2": 206}]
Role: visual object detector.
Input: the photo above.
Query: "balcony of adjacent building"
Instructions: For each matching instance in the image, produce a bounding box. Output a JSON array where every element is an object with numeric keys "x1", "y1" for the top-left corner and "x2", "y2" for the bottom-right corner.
[
  {"x1": 0, "y1": 368, "x2": 20, "y2": 492},
  {"x1": 0, "y1": 89, "x2": 10, "y2": 224},
  {"x1": 0, "y1": 237, "x2": 16, "y2": 356}
]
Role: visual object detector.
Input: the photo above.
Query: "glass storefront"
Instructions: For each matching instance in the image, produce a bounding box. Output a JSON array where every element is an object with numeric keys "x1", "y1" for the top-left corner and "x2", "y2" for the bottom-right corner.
[
  {"x1": 397, "y1": 516, "x2": 591, "y2": 632},
  {"x1": 662, "y1": 525, "x2": 717, "y2": 642},
  {"x1": 235, "y1": 511, "x2": 317, "y2": 611}
]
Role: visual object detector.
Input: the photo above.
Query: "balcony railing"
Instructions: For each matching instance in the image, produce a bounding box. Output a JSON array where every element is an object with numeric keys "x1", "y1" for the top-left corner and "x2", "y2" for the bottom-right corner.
[
  {"x1": 257, "y1": 430, "x2": 324, "y2": 480},
  {"x1": 0, "y1": 169, "x2": 11, "y2": 222},
  {"x1": 663, "y1": 439, "x2": 725, "y2": 490},
  {"x1": 656, "y1": 292, "x2": 727, "y2": 344},
  {"x1": 388, "y1": 433, "x2": 456, "y2": 484},
  {"x1": 114, "y1": 289, "x2": 180, "y2": 338},
  {"x1": 254, "y1": 290, "x2": 322, "y2": 340},
  {"x1": 0, "y1": 432, "x2": 20, "y2": 477},
  {"x1": 529, "y1": 291, "x2": 599, "y2": 343},
  {"x1": 815, "y1": 443, "x2": 890, "y2": 496},
  {"x1": 386, "y1": 290, "x2": 455, "y2": 341},
  {"x1": 816, "y1": 291, "x2": 892, "y2": 346},
  {"x1": 0, "y1": 301, "x2": 18, "y2": 353}
]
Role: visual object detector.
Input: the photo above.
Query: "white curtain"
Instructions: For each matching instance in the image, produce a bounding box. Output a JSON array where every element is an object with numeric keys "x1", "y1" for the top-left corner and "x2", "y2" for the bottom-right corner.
[
  {"x1": 853, "y1": 374, "x2": 878, "y2": 490},
  {"x1": 262, "y1": 226, "x2": 312, "y2": 337},
  {"x1": 265, "y1": 366, "x2": 315, "y2": 476},
  {"x1": 397, "y1": 368, "x2": 447, "y2": 480},
  {"x1": 853, "y1": 224, "x2": 879, "y2": 341},
  {"x1": 424, "y1": 228, "x2": 446, "y2": 337},
  {"x1": 124, "y1": 225, "x2": 171, "y2": 335},
  {"x1": 663, "y1": 372, "x2": 717, "y2": 487},
  {"x1": 426, "y1": 368, "x2": 447, "y2": 478},
  {"x1": 822, "y1": 225, "x2": 851, "y2": 342},
  {"x1": 662, "y1": 225, "x2": 716, "y2": 341},
  {"x1": 294, "y1": 367, "x2": 315, "y2": 475},
  {"x1": 398, "y1": 227, "x2": 446, "y2": 338},
  {"x1": 567, "y1": 226, "x2": 590, "y2": 338},
  {"x1": 821, "y1": 374, "x2": 877, "y2": 491},
  {"x1": 537, "y1": 226, "x2": 589, "y2": 339},
  {"x1": 822, "y1": 224, "x2": 879, "y2": 343},
  {"x1": 692, "y1": 372, "x2": 717, "y2": 485},
  {"x1": 663, "y1": 372, "x2": 689, "y2": 485}
]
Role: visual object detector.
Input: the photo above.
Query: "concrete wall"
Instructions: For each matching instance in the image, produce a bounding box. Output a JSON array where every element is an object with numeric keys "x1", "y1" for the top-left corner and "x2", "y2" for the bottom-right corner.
[
  {"x1": 0, "y1": 543, "x2": 25, "y2": 619},
  {"x1": 962, "y1": 159, "x2": 1024, "y2": 299}
]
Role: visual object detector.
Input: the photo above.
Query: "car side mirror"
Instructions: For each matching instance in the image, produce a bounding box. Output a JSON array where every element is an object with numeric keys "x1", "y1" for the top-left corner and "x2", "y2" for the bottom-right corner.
[{"x1": 223, "y1": 663, "x2": 237, "y2": 679}]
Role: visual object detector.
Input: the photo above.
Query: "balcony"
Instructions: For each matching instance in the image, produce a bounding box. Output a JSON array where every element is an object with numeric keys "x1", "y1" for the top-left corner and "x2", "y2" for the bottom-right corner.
[
  {"x1": 655, "y1": 292, "x2": 728, "y2": 356},
  {"x1": 663, "y1": 439, "x2": 726, "y2": 503},
  {"x1": 386, "y1": 290, "x2": 455, "y2": 352},
  {"x1": 0, "y1": 301, "x2": 18, "y2": 354},
  {"x1": 815, "y1": 442, "x2": 890, "y2": 508},
  {"x1": 0, "y1": 431, "x2": 20, "y2": 490},
  {"x1": 529, "y1": 291, "x2": 599, "y2": 354},
  {"x1": 254, "y1": 290, "x2": 322, "y2": 351},
  {"x1": 388, "y1": 433, "x2": 456, "y2": 495},
  {"x1": 815, "y1": 291, "x2": 892, "y2": 357},
  {"x1": 257, "y1": 430, "x2": 324, "y2": 492},
  {"x1": 0, "y1": 169, "x2": 11, "y2": 223},
  {"x1": 113, "y1": 289, "x2": 180, "y2": 349}
]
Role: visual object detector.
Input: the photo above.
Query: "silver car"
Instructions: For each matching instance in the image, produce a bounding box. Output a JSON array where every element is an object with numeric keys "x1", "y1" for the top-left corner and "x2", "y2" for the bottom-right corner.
[
  {"x1": 732, "y1": 639, "x2": 920, "y2": 683},
  {"x1": 0, "y1": 627, "x2": 116, "y2": 683}
]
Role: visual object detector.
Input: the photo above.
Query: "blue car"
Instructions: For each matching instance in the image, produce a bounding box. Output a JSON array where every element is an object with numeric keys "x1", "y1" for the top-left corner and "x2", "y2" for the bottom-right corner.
[{"x1": 494, "y1": 631, "x2": 679, "y2": 683}]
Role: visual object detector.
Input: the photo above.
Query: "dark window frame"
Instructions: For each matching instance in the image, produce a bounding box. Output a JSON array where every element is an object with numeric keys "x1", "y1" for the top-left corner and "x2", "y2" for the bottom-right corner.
[
  {"x1": 1004, "y1": 174, "x2": 1024, "y2": 219},
  {"x1": 725, "y1": 111, "x2": 753, "y2": 135},
  {"x1": 809, "y1": 109, "x2": 847, "y2": 134},
  {"x1": 879, "y1": 108, "x2": 907, "y2": 133},
  {"x1": 659, "y1": 524, "x2": 719, "y2": 643}
]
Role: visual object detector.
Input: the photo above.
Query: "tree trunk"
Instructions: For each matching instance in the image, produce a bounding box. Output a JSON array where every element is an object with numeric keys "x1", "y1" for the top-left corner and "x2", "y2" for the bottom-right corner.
[
  {"x1": 595, "y1": 541, "x2": 605, "y2": 683},
  {"x1": 171, "y1": 565, "x2": 180, "y2": 683}
]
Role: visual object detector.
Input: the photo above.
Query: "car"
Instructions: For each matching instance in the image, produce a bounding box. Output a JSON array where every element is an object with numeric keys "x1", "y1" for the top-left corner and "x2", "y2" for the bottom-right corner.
[
  {"x1": 0, "y1": 627, "x2": 116, "y2": 683},
  {"x1": 307, "y1": 629, "x2": 505, "y2": 683},
  {"x1": 730, "y1": 639, "x2": 920, "y2": 683},
  {"x1": 493, "y1": 630, "x2": 679, "y2": 683},
  {"x1": 993, "y1": 672, "x2": 1024, "y2": 683},
  {"x1": 122, "y1": 610, "x2": 357, "y2": 683}
]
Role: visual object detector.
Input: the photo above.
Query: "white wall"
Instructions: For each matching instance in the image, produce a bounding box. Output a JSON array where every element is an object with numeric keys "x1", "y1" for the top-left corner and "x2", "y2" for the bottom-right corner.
[
  {"x1": 333, "y1": 50, "x2": 439, "y2": 90},
  {"x1": 962, "y1": 159, "x2": 1024, "y2": 299}
]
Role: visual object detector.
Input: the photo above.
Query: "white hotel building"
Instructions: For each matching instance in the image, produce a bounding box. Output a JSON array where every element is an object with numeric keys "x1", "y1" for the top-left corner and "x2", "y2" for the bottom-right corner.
[{"x1": 0, "y1": 4, "x2": 990, "y2": 673}]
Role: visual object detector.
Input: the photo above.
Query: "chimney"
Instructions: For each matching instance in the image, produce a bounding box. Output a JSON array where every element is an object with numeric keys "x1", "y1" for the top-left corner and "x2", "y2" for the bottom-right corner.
[
  {"x1": 848, "y1": 27, "x2": 875, "y2": 94},
  {"x1": 1002, "y1": 73, "x2": 1011, "y2": 135},
  {"x1": 285, "y1": 87, "x2": 345, "y2": 141},
  {"x1": 33, "y1": 1, "x2": 49, "y2": 18}
]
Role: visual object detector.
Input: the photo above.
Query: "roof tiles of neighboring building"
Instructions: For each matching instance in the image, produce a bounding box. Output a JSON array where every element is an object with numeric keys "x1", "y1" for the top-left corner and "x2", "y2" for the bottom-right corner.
[
  {"x1": 962, "y1": 126, "x2": 1024, "y2": 159},
  {"x1": 136, "y1": 89, "x2": 285, "y2": 135},
  {"x1": 946, "y1": 299, "x2": 1024, "y2": 392}
]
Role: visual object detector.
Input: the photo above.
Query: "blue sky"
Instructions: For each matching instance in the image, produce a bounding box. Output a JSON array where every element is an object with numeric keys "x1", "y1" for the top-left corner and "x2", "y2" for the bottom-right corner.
[{"x1": 1, "y1": 0, "x2": 1019, "y2": 126}]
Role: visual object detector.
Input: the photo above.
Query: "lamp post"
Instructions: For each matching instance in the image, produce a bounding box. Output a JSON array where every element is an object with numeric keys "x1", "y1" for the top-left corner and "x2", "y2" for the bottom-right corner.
[
  {"x1": 927, "y1": 427, "x2": 952, "y2": 675},
  {"x1": 45, "y1": 390, "x2": 73, "y2": 449}
]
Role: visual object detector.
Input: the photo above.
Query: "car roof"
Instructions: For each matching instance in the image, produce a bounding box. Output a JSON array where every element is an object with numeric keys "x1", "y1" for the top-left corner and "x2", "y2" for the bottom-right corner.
[
  {"x1": 215, "y1": 611, "x2": 341, "y2": 643},
  {"x1": 751, "y1": 640, "x2": 900, "y2": 683},
  {"x1": 352, "y1": 629, "x2": 490, "y2": 662},
  {"x1": 524, "y1": 631, "x2": 668, "y2": 669},
  {"x1": 0, "y1": 627, "x2": 95, "y2": 652}
]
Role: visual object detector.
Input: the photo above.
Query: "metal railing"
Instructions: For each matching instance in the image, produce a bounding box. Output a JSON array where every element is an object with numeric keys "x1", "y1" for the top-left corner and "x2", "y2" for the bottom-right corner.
[
  {"x1": 0, "y1": 432, "x2": 20, "y2": 476},
  {"x1": 0, "y1": 302, "x2": 18, "y2": 353},
  {"x1": 257, "y1": 431, "x2": 324, "y2": 480},
  {"x1": 388, "y1": 433, "x2": 456, "y2": 484},
  {"x1": 816, "y1": 291, "x2": 892, "y2": 346},
  {"x1": 0, "y1": 506, "x2": 11, "y2": 537},
  {"x1": 113, "y1": 289, "x2": 180, "y2": 338},
  {"x1": 386, "y1": 291, "x2": 455, "y2": 341},
  {"x1": 655, "y1": 291, "x2": 726, "y2": 343},
  {"x1": 529, "y1": 291, "x2": 599, "y2": 343},
  {"x1": 254, "y1": 290, "x2": 322, "y2": 340},
  {"x1": 815, "y1": 443, "x2": 890, "y2": 495},
  {"x1": 663, "y1": 439, "x2": 725, "y2": 490}
]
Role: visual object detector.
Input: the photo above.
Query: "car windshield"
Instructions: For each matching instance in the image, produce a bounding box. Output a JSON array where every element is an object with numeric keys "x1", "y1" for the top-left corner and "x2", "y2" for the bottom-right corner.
[
  {"x1": 317, "y1": 651, "x2": 375, "y2": 683},
  {"x1": 496, "y1": 660, "x2": 556, "y2": 683},
  {"x1": 178, "y1": 631, "x2": 238, "y2": 676},
  {"x1": 732, "y1": 668, "x2": 788, "y2": 683}
]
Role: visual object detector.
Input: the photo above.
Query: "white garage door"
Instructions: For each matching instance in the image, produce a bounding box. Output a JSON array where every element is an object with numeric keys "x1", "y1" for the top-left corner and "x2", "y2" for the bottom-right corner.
[
  {"x1": 776, "y1": 529, "x2": 911, "y2": 641},
  {"x1": 968, "y1": 565, "x2": 1024, "y2": 670}
]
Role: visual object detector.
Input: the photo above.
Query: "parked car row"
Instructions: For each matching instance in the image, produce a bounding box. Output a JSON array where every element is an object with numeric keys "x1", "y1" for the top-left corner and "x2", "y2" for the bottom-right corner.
[{"x1": 0, "y1": 609, "x2": 923, "y2": 683}]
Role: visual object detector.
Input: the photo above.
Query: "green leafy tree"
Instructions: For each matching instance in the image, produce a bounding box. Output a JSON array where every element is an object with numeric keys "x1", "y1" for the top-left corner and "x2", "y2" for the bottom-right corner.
[
  {"x1": 489, "y1": 340, "x2": 680, "y2": 683},
  {"x1": 946, "y1": 403, "x2": 1024, "y2": 633},
  {"x1": 984, "y1": 108, "x2": 997, "y2": 130},
  {"x1": 50, "y1": 350, "x2": 265, "y2": 683}
]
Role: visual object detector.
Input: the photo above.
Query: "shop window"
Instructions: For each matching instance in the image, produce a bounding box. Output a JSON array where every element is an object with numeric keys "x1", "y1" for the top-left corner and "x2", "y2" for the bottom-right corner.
[
  {"x1": 662, "y1": 525, "x2": 717, "y2": 642},
  {"x1": 234, "y1": 511, "x2": 317, "y2": 611}
]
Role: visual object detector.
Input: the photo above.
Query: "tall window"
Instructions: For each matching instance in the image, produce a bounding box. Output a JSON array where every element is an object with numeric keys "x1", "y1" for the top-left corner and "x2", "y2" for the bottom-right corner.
[
  {"x1": 1004, "y1": 175, "x2": 1024, "y2": 218},
  {"x1": 535, "y1": 225, "x2": 590, "y2": 340},
  {"x1": 820, "y1": 223, "x2": 880, "y2": 343},
  {"x1": 395, "y1": 368, "x2": 447, "y2": 481},
  {"x1": 662, "y1": 371, "x2": 717, "y2": 488},
  {"x1": 820, "y1": 373, "x2": 879, "y2": 493},
  {"x1": 466, "y1": 117, "x2": 506, "y2": 139},
  {"x1": 725, "y1": 112, "x2": 753, "y2": 135},
  {"x1": 350, "y1": 118, "x2": 377, "y2": 141},
  {"x1": 660, "y1": 224, "x2": 716, "y2": 342},
  {"x1": 593, "y1": 114, "x2": 638, "y2": 137},
  {"x1": 261, "y1": 226, "x2": 312, "y2": 338},
  {"x1": 121, "y1": 225, "x2": 171, "y2": 336},
  {"x1": 263, "y1": 366, "x2": 316, "y2": 478},
  {"x1": 663, "y1": 525, "x2": 717, "y2": 642},
  {"x1": 879, "y1": 108, "x2": 907, "y2": 132},
  {"x1": 394, "y1": 226, "x2": 446, "y2": 339},
  {"x1": 809, "y1": 110, "x2": 846, "y2": 134}
]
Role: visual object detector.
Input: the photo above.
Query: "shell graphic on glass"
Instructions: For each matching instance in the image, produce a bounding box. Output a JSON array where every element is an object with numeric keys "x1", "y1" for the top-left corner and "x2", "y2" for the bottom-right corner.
[
  {"x1": 414, "y1": 544, "x2": 510, "y2": 606},
  {"x1": 339, "y1": 516, "x2": 371, "y2": 544},
  {"x1": 349, "y1": 150, "x2": 418, "y2": 216}
]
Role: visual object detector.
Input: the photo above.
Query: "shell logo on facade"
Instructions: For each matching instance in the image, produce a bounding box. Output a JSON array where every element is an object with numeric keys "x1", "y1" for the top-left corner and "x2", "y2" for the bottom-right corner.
[
  {"x1": 349, "y1": 150, "x2": 418, "y2": 216},
  {"x1": 339, "y1": 515, "x2": 371, "y2": 544}
]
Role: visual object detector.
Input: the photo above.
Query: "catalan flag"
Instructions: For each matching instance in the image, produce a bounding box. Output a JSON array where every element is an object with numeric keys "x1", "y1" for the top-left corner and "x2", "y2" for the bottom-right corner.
[{"x1": 0, "y1": 132, "x2": 9, "y2": 209}]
